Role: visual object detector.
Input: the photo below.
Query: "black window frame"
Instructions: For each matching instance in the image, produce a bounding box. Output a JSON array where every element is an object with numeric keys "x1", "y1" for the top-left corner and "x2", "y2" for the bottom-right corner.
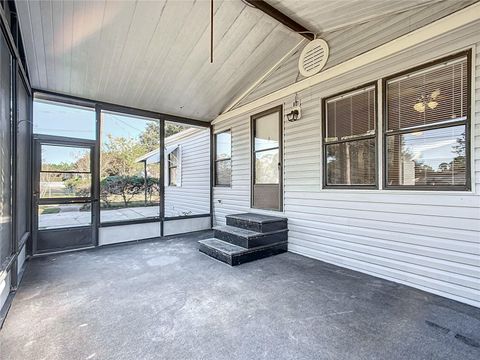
[
  {"x1": 322, "y1": 82, "x2": 378, "y2": 189},
  {"x1": 382, "y1": 50, "x2": 472, "y2": 191},
  {"x1": 168, "y1": 147, "x2": 178, "y2": 187},
  {"x1": 213, "y1": 129, "x2": 232, "y2": 187}
]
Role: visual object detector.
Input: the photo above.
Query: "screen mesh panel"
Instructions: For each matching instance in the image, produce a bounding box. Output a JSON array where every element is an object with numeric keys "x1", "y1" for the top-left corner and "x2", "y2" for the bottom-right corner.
[
  {"x1": 16, "y1": 73, "x2": 30, "y2": 244},
  {"x1": 0, "y1": 34, "x2": 12, "y2": 264}
]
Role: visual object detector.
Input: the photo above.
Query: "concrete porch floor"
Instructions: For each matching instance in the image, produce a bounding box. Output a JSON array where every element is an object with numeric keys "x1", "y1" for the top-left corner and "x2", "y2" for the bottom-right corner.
[{"x1": 1, "y1": 231, "x2": 479, "y2": 360}]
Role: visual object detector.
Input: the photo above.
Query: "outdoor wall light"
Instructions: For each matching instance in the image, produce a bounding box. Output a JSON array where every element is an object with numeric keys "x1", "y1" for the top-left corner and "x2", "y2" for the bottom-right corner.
[{"x1": 286, "y1": 101, "x2": 302, "y2": 122}]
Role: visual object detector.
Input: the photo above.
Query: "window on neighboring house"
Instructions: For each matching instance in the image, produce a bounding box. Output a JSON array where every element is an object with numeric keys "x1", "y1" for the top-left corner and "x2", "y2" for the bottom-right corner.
[
  {"x1": 214, "y1": 131, "x2": 232, "y2": 186},
  {"x1": 168, "y1": 148, "x2": 178, "y2": 186},
  {"x1": 385, "y1": 52, "x2": 470, "y2": 190},
  {"x1": 323, "y1": 84, "x2": 377, "y2": 187}
]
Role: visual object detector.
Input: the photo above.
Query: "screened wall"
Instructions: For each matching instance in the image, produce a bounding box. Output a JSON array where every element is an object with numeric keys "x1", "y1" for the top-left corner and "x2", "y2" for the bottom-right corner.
[
  {"x1": 16, "y1": 74, "x2": 30, "y2": 246},
  {"x1": 164, "y1": 121, "x2": 210, "y2": 218},
  {"x1": 100, "y1": 111, "x2": 160, "y2": 224},
  {"x1": 0, "y1": 29, "x2": 12, "y2": 269},
  {"x1": 1, "y1": 4, "x2": 32, "y2": 312},
  {"x1": 31, "y1": 97, "x2": 211, "y2": 247}
]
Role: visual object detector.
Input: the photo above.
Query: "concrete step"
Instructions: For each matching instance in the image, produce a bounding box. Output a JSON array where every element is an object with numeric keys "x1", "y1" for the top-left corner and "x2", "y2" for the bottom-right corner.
[
  {"x1": 225, "y1": 213, "x2": 287, "y2": 233},
  {"x1": 213, "y1": 225, "x2": 288, "y2": 249},
  {"x1": 198, "y1": 238, "x2": 287, "y2": 266}
]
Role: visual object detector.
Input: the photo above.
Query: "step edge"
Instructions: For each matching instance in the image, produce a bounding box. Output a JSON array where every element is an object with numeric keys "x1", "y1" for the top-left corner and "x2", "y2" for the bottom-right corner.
[
  {"x1": 198, "y1": 238, "x2": 245, "y2": 251},
  {"x1": 225, "y1": 214, "x2": 288, "y2": 224},
  {"x1": 199, "y1": 238, "x2": 287, "y2": 256},
  {"x1": 213, "y1": 226, "x2": 288, "y2": 238}
]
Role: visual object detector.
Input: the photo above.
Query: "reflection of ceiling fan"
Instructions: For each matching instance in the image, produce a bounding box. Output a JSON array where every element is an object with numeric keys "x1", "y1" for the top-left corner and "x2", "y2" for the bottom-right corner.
[{"x1": 414, "y1": 89, "x2": 440, "y2": 113}]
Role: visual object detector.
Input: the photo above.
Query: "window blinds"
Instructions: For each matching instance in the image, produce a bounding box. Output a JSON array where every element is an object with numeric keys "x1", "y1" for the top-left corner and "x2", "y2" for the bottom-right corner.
[{"x1": 386, "y1": 57, "x2": 468, "y2": 131}]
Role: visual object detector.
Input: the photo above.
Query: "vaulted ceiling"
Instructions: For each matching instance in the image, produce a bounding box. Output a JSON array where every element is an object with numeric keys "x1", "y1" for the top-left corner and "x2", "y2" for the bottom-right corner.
[{"x1": 16, "y1": 0, "x2": 463, "y2": 121}]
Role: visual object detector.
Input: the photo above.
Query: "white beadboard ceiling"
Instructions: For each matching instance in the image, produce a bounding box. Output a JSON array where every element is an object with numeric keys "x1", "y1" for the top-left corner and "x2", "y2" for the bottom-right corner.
[
  {"x1": 265, "y1": 0, "x2": 445, "y2": 33},
  {"x1": 16, "y1": 0, "x2": 453, "y2": 121},
  {"x1": 236, "y1": 0, "x2": 478, "y2": 107}
]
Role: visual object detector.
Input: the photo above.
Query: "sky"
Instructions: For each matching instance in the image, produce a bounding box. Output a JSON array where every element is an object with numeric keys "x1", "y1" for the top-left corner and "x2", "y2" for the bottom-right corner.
[
  {"x1": 35, "y1": 100, "x2": 463, "y2": 170},
  {"x1": 34, "y1": 100, "x2": 156, "y2": 164}
]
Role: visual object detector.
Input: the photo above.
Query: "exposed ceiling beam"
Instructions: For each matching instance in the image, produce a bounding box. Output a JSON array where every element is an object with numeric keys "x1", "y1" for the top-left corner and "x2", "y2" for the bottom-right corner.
[{"x1": 244, "y1": 0, "x2": 315, "y2": 41}]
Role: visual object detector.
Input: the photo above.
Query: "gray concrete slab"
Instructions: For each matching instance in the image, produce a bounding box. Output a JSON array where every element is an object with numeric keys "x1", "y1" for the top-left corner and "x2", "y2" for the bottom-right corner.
[{"x1": 1, "y1": 231, "x2": 479, "y2": 360}]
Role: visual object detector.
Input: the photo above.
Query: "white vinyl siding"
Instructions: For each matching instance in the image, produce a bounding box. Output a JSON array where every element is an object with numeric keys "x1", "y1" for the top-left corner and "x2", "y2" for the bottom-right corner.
[
  {"x1": 164, "y1": 129, "x2": 210, "y2": 217},
  {"x1": 214, "y1": 21, "x2": 480, "y2": 307}
]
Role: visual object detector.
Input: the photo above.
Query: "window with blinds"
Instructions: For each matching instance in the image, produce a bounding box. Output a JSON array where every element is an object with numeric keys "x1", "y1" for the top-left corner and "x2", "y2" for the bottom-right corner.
[
  {"x1": 323, "y1": 85, "x2": 377, "y2": 187},
  {"x1": 385, "y1": 53, "x2": 470, "y2": 190}
]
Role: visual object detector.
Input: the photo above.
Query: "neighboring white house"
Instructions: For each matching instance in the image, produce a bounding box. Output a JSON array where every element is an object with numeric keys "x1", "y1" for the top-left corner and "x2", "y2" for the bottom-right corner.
[
  {"x1": 136, "y1": 127, "x2": 211, "y2": 218},
  {"x1": 212, "y1": 7, "x2": 480, "y2": 307}
]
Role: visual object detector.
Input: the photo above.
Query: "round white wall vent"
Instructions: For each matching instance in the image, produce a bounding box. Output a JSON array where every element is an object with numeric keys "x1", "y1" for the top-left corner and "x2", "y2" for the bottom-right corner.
[{"x1": 298, "y1": 39, "x2": 329, "y2": 77}]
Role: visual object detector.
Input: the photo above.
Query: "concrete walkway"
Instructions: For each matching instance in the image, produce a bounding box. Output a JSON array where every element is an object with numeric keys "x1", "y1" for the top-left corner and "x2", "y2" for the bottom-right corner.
[
  {"x1": 1, "y1": 231, "x2": 479, "y2": 360},
  {"x1": 39, "y1": 206, "x2": 160, "y2": 229}
]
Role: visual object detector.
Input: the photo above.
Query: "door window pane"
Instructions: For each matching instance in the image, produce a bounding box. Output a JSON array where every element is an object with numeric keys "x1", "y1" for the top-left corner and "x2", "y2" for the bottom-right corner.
[
  {"x1": 215, "y1": 160, "x2": 231, "y2": 186},
  {"x1": 41, "y1": 145, "x2": 90, "y2": 172},
  {"x1": 38, "y1": 204, "x2": 91, "y2": 230},
  {"x1": 215, "y1": 131, "x2": 231, "y2": 186},
  {"x1": 326, "y1": 139, "x2": 376, "y2": 186},
  {"x1": 40, "y1": 173, "x2": 91, "y2": 198},
  {"x1": 255, "y1": 113, "x2": 279, "y2": 151},
  {"x1": 33, "y1": 99, "x2": 96, "y2": 139},
  {"x1": 216, "y1": 132, "x2": 231, "y2": 159},
  {"x1": 386, "y1": 125, "x2": 466, "y2": 187},
  {"x1": 255, "y1": 149, "x2": 279, "y2": 184}
]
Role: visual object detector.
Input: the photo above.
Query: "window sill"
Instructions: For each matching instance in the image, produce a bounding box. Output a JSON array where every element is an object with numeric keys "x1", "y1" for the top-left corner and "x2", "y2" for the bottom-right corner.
[{"x1": 317, "y1": 188, "x2": 477, "y2": 196}]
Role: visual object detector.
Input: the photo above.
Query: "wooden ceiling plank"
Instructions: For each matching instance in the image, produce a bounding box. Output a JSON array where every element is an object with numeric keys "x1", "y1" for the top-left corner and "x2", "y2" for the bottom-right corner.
[
  {"x1": 27, "y1": 0, "x2": 48, "y2": 87},
  {"x1": 190, "y1": 20, "x2": 297, "y2": 117},
  {"x1": 69, "y1": 0, "x2": 86, "y2": 95},
  {"x1": 133, "y1": 0, "x2": 197, "y2": 109},
  {"x1": 208, "y1": 26, "x2": 299, "y2": 117},
  {"x1": 82, "y1": 0, "x2": 107, "y2": 100},
  {"x1": 145, "y1": 0, "x2": 218, "y2": 112},
  {"x1": 158, "y1": 1, "x2": 257, "y2": 116},
  {"x1": 61, "y1": 0, "x2": 74, "y2": 94},
  {"x1": 38, "y1": 0, "x2": 55, "y2": 90},
  {"x1": 116, "y1": 0, "x2": 167, "y2": 102},
  {"x1": 51, "y1": 0, "x2": 64, "y2": 92},
  {"x1": 15, "y1": 0, "x2": 39, "y2": 86},
  {"x1": 97, "y1": 0, "x2": 137, "y2": 97}
]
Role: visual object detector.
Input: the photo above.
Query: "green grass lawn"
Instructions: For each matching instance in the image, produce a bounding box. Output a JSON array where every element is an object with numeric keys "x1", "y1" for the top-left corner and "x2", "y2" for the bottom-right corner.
[{"x1": 41, "y1": 207, "x2": 61, "y2": 215}]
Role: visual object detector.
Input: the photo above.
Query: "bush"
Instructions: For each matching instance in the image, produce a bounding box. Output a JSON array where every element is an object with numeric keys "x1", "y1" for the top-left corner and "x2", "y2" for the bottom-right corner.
[
  {"x1": 100, "y1": 175, "x2": 159, "y2": 208},
  {"x1": 64, "y1": 176, "x2": 91, "y2": 197},
  {"x1": 64, "y1": 175, "x2": 159, "y2": 208}
]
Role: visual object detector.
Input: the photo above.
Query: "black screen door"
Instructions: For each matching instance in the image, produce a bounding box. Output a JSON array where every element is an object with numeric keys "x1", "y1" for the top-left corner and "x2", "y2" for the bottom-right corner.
[
  {"x1": 251, "y1": 106, "x2": 283, "y2": 211},
  {"x1": 33, "y1": 136, "x2": 97, "y2": 253}
]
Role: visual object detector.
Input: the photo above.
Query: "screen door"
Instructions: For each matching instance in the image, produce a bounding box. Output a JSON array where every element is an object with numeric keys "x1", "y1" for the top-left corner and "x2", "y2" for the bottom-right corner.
[{"x1": 33, "y1": 136, "x2": 97, "y2": 253}]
